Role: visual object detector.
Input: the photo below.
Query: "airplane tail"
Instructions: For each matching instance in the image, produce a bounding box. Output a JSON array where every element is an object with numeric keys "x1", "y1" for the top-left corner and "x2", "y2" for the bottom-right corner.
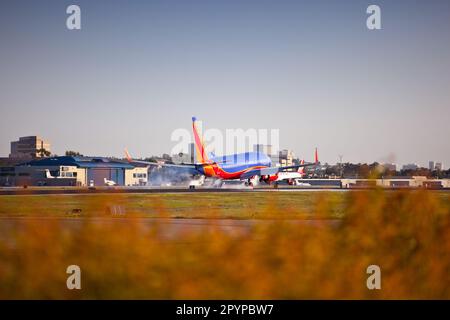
[
  {"x1": 298, "y1": 159, "x2": 305, "y2": 174},
  {"x1": 314, "y1": 147, "x2": 319, "y2": 164},
  {"x1": 192, "y1": 117, "x2": 209, "y2": 164},
  {"x1": 45, "y1": 169, "x2": 54, "y2": 179},
  {"x1": 124, "y1": 148, "x2": 132, "y2": 162}
]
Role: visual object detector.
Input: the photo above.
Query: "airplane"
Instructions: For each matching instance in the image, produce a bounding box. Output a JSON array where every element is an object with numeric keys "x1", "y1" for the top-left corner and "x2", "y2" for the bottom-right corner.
[
  {"x1": 104, "y1": 178, "x2": 117, "y2": 186},
  {"x1": 272, "y1": 149, "x2": 319, "y2": 185},
  {"x1": 45, "y1": 169, "x2": 56, "y2": 179},
  {"x1": 45, "y1": 169, "x2": 71, "y2": 179},
  {"x1": 274, "y1": 159, "x2": 307, "y2": 185},
  {"x1": 125, "y1": 117, "x2": 318, "y2": 188}
]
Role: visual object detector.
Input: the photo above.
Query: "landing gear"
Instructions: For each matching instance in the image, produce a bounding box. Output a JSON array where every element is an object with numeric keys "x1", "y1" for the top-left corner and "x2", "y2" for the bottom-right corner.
[
  {"x1": 249, "y1": 176, "x2": 259, "y2": 187},
  {"x1": 188, "y1": 175, "x2": 205, "y2": 189},
  {"x1": 260, "y1": 175, "x2": 272, "y2": 185}
]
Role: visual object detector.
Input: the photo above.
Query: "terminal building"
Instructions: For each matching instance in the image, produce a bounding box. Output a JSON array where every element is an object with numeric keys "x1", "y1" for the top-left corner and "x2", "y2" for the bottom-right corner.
[
  {"x1": 1, "y1": 156, "x2": 148, "y2": 187},
  {"x1": 340, "y1": 176, "x2": 450, "y2": 189}
]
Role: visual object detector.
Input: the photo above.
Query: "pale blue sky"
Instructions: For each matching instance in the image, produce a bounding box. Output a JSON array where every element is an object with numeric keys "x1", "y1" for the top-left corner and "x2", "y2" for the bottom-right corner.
[{"x1": 1, "y1": 0, "x2": 449, "y2": 167}]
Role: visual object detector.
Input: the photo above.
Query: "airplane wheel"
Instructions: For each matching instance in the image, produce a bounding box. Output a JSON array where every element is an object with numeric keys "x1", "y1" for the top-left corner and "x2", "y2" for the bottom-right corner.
[{"x1": 189, "y1": 185, "x2": 195, "y2": 190}]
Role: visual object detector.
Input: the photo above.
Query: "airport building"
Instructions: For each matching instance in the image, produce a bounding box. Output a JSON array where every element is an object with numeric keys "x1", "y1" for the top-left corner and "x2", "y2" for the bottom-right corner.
[
  {"x1": 429, "y1": 161, "x2": 444, "y2": 171},
  {"x1": 279, "y1": 149, "x2": 294, "y2": 167},
  {"x1": 340, "y1": 176, "x2": 450, "y2": 189},
  {"x1": 3, "y1": 156, "x2": 148, "y2": 187},
  {"x1": 10, "y1": 136, "x2": 51, "y2": 159}
]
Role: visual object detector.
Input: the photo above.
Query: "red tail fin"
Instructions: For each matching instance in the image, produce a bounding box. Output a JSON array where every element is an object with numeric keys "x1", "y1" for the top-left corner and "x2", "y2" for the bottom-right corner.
[
  {"x1": 298, "y1": 159, "x2": 305, "y2": 174},
  {"x1": 314, "y1": 148, "x2": 319, "y2": 164}
]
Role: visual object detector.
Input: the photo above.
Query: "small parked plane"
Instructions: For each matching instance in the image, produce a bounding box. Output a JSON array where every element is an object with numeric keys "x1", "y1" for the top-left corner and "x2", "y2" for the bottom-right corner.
[
  {"x1": 125, "y1": 117, "x2": 318, "y2": 188},
  {"x1": 45, "y1": 169, "x2": 56, "y2": 179},
  {"x1": 104, "y1": 178, "x2": 117, "y2": 186}
]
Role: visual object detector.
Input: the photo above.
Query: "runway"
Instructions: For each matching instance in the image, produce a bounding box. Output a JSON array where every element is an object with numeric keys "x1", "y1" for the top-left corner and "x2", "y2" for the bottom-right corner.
[
  {"x1": 0, "y1": 185, "x2": 347, "y2": 196},
  {"x1": 1, "y1": 186, "x2": 447, "y2": 196}
]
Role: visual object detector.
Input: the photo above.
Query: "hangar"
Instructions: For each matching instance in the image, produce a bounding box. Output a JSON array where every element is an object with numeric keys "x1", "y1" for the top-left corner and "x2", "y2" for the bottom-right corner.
[{"x1": 13, "y1": 156, "x2": 148, "y2": 187}]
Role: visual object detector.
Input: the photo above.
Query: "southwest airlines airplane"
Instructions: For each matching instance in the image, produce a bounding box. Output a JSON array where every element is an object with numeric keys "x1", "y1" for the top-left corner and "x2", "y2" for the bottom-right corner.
[{"x1": 125, "y1": 117, "x2": 318, "y2": 187}]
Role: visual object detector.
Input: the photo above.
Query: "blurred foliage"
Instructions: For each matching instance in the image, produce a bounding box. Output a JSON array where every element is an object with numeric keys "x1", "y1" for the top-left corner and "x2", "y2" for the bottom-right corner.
[{"x1": 0, "y1": 190, "x2": 449, "y2": 299}]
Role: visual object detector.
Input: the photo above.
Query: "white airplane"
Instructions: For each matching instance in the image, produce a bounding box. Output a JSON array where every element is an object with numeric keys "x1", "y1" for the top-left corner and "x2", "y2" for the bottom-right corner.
[
  {"x1": 104, "y1": 178, "x2": 117, "y2": 186},
  {"x1": 272, "y1": 149, "x2": 319, "y2": 185},
  {"x1": 275, "y1": 159, "x2": 307, "y2": 185}
]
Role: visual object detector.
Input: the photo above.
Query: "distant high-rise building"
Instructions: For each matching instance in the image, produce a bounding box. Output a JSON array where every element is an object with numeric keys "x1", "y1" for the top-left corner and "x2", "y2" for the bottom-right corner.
[
  {"x1": 429, "y1": 161, "x2": 435, "y2": 171},
  {"x1": 254, "y1": 144, "x2": 279, "y2": 165},
  {"x1": 189, "y1": 143, "x2": 195, "y2": 163},
  {"x1": 279, "y1": 149, "x2": 294, "y2": 168},
  {"x1": 435, "y1": 162, "x2": 443, "y2": 171},
  {"x1": 9, "y1": 136, "x2": 51, "y2": 159}
]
